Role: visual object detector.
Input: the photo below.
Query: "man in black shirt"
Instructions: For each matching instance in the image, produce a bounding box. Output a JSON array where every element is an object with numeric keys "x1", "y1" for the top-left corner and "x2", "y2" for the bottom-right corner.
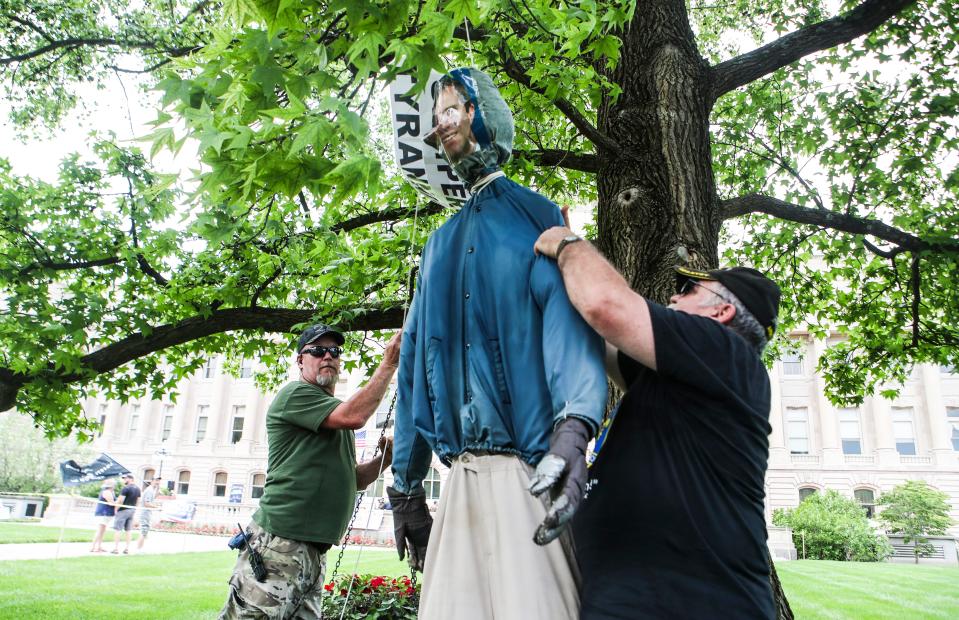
[
  {"x1": 112, "y1": 473, "x2": 141, "y2": 554},
  {"x1": 535, "y1": 227, "x2": 780, "y2": 619}
]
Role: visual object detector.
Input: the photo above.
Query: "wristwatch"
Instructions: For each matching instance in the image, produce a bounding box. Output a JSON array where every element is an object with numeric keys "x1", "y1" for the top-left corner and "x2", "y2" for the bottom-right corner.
[{"x1": 555, "y1": 234, "x2": 583, "y2": 260}]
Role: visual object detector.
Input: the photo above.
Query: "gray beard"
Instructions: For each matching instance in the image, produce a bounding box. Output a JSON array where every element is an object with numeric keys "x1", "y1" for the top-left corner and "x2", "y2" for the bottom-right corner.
[{"x1": 315, "y1": 371, "x2": 338, "y2": 389}]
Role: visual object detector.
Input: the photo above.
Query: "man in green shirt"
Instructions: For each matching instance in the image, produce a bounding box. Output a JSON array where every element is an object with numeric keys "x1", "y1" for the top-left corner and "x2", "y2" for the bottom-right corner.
[{"x1": 219, "y1": 323, "x2": 401, "y2": 619}]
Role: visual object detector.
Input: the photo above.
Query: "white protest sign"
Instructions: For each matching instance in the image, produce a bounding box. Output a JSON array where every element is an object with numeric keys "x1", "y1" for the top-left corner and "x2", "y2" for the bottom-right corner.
[{"x1": 389, "y1": 72, "x2": 470, "y2": 208}]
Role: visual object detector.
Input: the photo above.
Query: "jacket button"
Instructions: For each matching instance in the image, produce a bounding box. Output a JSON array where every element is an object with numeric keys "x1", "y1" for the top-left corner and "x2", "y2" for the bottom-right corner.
[
  {"x1": 467, "y1": 247, "x2": 474, "y2": 253},
  {"x1": 465, "y1": 293, "x2": 470, "y2": 299}
]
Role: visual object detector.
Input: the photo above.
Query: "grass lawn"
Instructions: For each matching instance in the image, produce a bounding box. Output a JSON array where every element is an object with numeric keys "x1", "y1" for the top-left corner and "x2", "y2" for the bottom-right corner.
[
  {"x1": 0, "y1": 522, "x2": 138, "y2": 544},
  {"x1": 777, "y1": 560, "x2": 959, "y2": 619},
  {"x1": 0, "y1": 548, "x2": 408, "y2": 619},
  {"x1": 1, "y1": 554, "x2": 957, "y2": 619}
]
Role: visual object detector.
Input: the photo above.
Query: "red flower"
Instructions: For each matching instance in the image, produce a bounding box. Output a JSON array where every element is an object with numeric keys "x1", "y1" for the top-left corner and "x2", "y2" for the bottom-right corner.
[
  {"x1": 324, "y1": 583, "x2": 333, "y2": 592},
  {"x1": 369, "y1": 577, "x2": 386, "y2": 588}
]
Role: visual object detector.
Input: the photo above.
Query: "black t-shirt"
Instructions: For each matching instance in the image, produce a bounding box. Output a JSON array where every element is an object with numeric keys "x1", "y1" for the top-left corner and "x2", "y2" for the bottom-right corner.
[
  {"x1": 117, "y1": 483, "x2": 141, "y2": 511},
  {"x1": 572, "y1": 301, "x2": 774, "y2": 619}
]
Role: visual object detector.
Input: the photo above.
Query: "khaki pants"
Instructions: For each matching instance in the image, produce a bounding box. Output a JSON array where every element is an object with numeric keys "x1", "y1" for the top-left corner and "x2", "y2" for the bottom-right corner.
[
  {"x1": 219, "y1": 521, "x2": 327, "y2": 620},
  {"x1": 419, "y1": 453, "x2": 580, "y2": 620}
]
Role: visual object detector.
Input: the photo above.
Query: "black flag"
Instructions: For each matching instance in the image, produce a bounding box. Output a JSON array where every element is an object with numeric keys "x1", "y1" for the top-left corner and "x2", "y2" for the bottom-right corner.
[{"x1": 60, "y1": 453, "x2": 130, "y2": 487}]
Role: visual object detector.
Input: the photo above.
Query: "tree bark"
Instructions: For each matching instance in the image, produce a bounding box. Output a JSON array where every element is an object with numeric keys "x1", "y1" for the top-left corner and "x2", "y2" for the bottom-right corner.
[{"x1": 597, "y1": 0, "x2": 718, "y2": 304}]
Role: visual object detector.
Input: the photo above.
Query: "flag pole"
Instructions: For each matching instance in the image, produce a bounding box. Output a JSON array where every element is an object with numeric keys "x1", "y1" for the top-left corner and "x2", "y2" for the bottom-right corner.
[{"x1": 55, "y1": 488, "x2": 74, "y2": 560}]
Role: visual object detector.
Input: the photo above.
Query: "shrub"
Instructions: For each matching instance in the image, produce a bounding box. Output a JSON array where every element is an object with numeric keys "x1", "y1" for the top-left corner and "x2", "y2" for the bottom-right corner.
[
  {"x1": 773, "y1": 490, "x2": 892, "y2": 561},
  {"x1": 321, "y1": 573, "x2": 419, "y2": 619}
]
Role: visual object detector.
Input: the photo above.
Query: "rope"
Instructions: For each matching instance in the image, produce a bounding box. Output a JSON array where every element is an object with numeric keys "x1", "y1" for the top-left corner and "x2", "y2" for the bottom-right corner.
[
  {"x1": 464, "y1": 19, "x2": 475, "y2": 66},
  {"x1": 332, "y1": 198, "x2": 423, "y2": 617}
]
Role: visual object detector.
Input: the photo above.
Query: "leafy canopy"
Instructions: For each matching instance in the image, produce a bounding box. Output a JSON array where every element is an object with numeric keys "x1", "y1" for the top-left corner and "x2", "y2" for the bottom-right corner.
[{"x1": 1, "y1": 0, "x2": 958, "y2": 435}]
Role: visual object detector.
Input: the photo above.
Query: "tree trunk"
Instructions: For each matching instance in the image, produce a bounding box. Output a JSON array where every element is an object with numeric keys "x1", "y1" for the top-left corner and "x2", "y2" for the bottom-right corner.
[
  {"x1": 596, "y1": 1, "x2": 792, "y2": 617},
  {"x1": 596, "y1": 0, "x2": 718, "y2": 302}
]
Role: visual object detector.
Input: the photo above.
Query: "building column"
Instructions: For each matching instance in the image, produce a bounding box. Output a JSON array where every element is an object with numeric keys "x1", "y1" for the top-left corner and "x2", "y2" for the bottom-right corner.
[
  {"x1": 813, "y1": 341, "x2": 842, "y2": 466},
  {"x1": 919, "y1": 365, "x2": 956, "y2": 466},
  {"x1": 767, "y1": 366, "x2": 790, "y2": 467},
  {"x1": 870, "y1": 396, "x2": 898, "y2": 467}
]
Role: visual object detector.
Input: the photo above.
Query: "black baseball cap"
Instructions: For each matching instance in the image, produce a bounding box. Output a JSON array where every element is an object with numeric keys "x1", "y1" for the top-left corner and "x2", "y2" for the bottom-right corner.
[
  {"x1": 296, "y1": 323, "x2": 345, "y2": 351},
  {"x1": 675, "y1": 266, "x2": 781, "y2": 339}
]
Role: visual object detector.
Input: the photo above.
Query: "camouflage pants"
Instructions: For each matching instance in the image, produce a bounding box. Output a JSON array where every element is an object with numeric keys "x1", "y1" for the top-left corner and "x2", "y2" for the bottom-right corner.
[{"x1": 219, "y1": 521, "x2": 328, "y2": 620}]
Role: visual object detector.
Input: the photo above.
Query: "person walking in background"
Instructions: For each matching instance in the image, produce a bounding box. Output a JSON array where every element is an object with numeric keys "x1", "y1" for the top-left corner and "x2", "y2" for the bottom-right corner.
[
  {"x1": 112, "y1": 473, "x2": 141, "y2": 554},
  {"x1": 137, "y1": 476, "x2": 162, "y2": 552},
  {"x1": 90, "y1": 478, "x2": 116, "y2": 553}
]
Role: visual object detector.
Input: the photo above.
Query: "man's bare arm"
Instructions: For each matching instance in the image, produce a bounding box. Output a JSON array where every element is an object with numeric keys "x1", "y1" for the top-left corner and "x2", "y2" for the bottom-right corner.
[
  {"x1": 355, "y1": 437, "x2": 393, "y2": 489},
  {"x1": 323, "y1": 333, "x2": 401, "y2": 430},
  {"x1": 535, "y1": 227, "x2": 657, "y2": 370}
]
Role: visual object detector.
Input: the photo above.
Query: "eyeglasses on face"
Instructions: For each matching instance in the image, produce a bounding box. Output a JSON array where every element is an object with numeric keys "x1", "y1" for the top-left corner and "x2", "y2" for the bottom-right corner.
[
  {"x1": 678, "y1": 280, "x2": 730, "y2": 304},
  {"x1": 301, "y1": 345, "x2": 343, "y2": 359}
]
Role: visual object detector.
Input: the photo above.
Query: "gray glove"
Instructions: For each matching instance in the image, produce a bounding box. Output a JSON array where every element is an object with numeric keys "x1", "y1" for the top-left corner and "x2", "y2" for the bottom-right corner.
[
  {"x1": 387, "y1": 486, "x2": 432, "y2": 572},
  {"x1": 528, "y1": 417, "x2": 591, "y2": 545}
]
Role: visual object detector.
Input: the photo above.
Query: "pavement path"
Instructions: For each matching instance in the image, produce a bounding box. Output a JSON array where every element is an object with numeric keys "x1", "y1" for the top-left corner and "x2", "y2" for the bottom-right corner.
[{"x1": 0, "y1": 528, "x2": 230, "y2": 561}]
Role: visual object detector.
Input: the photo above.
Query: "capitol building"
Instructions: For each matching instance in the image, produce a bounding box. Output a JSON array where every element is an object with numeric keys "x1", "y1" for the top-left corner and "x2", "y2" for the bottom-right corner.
[{"x1": 84, "y1": 335, "x2": 959, "y2": 538}]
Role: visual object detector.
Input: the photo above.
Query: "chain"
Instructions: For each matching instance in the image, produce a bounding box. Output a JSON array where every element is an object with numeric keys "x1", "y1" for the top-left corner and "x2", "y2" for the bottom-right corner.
[{"x1": 331, "y1": 195, "x2": 425, "y2": 613}]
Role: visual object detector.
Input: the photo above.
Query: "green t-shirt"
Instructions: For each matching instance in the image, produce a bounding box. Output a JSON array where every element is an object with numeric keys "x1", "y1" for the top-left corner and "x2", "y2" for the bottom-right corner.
[{"x1": 253, "y1": 381, "x2": 356, "y2": 543}]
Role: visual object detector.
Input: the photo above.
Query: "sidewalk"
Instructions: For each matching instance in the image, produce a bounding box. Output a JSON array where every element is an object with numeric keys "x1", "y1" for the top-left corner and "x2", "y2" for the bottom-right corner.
[{"x1": 0, "y1": 529, "x2": 230, "y2": 561}]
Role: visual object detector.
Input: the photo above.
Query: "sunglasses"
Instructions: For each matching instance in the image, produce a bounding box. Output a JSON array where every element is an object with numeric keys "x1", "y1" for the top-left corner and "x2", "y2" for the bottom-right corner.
[
  {"x1": 678, "y1": 280, "x2": 730, "y2": 304},
  {"x1": 301, "y1": 345, "x2": 343, "y2": 359}
]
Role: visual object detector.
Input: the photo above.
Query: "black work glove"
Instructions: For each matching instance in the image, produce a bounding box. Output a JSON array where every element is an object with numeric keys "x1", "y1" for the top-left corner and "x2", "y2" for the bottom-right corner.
[
  {"x1": 528, "y1": 417, "x2": 591, "y2": 546},
  {"x1": 387, "y1": 486, "x2": 433, "y2": 572}
]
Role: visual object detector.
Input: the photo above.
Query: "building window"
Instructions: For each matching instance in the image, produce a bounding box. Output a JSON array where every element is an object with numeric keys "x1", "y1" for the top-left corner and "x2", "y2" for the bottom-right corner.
[
  {"x1": 143, "y1": 468, "x2": 155, "y2": 486},
  {"x1": 251, "y1": 473, "x2": 266, "y2": 499},
  {"x1": 423, "y1": 467, "x2": 442, "y2": 500},
  {"x1": 839, "y1": 408, "x2": 862, "y2": 455},
  {"x1": 785, "y1": 407, "x2": 810, "y2": 454},
  {"x1": 891, "y1": 407, "x2": 917, "y2": 455},
  {"x1": 231, "y1": 406, "x2": 245, "y2": 444},
  {"x1": 177, "y1": 470, "x2": 190, "y2": 495},
  {"x1": 239, "y1": 359, "x2": 253, "y2": 379},
  {"x1": 798, "y1": 487, "x2": 818, "y2": 503},
  {"x1": 947, "y1": 407, "x2": 959, "y2": 451},
  {"x1": 195, "y1": 412, "x2": 208, "y2": 443},
  {"x1": 854, "y1": 488, "x2": 876, "y2": 518},
  {"x1": 128, "y1": 405, "x2": 140, "y2": 437},
  {"x1": 213, "y1": 472, "x2": 228, "y2": 497},
  {"x1": 367, "y1": 473, "x2": 386, "y2": 499},
  {"x1": 97, "y1": 403, "x2": 108, "y2": 437},
  {"x1": 781, "y1": 353, "x2": 804, "y2": 376},
  {"x1": 202, "y1": 357, "x2": 216, "y2": 379},
  {"x1": 161, "y1": 415, "x2": 173, "y2": 442}
]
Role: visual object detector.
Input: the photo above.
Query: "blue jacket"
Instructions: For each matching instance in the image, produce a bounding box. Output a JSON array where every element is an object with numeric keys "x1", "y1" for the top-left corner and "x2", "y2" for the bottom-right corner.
[{"x1": 391, "y1": 176, "x2": 608, "y2": 493}]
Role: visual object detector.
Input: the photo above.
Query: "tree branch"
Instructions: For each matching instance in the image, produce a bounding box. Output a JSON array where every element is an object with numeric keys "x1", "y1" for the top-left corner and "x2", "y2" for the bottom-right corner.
[
  {"x1": 709, "y1": 0, "x2": 916, "y2": 101},
  {"x1": 18, "y1": 256, "x2": 121, "y2": 276},
  {"x1": 512, "y1": 149, "x2": 599, "y2": 173},
  {"x1": 1, "y1": 36, "x2": 200, "y2": 66},
  {"x1": 330, "y1": 201, "x2": 449, "y2": 233},
  {"x1": 498, "y1": 43, "x2": 620, "y2": 155},
  {"x1": 0, "y1": 304, "x2": 406, "y2": 413},
  {"x1": 721, "y1": 193, "x2": 959, "y2": 254}
]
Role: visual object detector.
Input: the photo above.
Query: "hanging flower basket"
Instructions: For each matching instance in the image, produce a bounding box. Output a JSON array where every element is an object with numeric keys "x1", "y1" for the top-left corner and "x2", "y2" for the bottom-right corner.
[{"x1": 322, "y1": 573, "x2": 420, "y2": 619}]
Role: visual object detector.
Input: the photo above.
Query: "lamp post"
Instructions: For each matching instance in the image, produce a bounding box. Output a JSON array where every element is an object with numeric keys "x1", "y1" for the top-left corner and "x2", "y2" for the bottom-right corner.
[{"x1": 155, "y1": 448, "x2": 169, "y2": 479}]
